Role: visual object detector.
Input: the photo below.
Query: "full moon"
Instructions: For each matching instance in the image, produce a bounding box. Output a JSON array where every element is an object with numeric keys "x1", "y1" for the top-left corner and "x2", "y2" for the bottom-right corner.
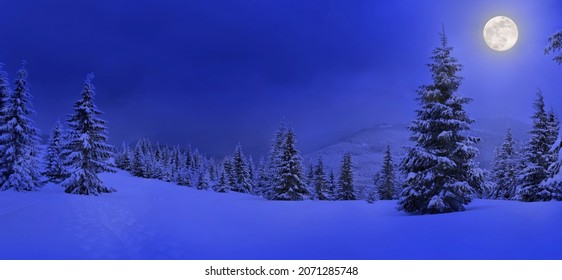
[{"x1": 483, "y1": 16, "x2": 518, "y2": 51}]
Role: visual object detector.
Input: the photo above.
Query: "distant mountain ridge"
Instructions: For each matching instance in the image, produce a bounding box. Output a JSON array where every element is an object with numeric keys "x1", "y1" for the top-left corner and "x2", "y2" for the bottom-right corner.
[{"x1": 304, "y1": 118, "x2": 530, "y2": 192}]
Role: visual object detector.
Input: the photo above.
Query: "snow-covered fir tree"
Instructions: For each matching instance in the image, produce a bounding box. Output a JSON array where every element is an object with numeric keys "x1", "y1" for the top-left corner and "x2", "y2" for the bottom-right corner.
[
  {"x1": 196, "y1": 170, "x2": 209, "y2": 190},
  {"x1": 305, "y1": 164, "x2": 314, "y2": 194},
  {"x1": 177, "y1": 166, "x2": 192, "y2": 187},
  {"x1": 131, "y1": 138, "x2": 156, "y2": 178},
  {"x1": 399, "y1": 32, "x2": 483, "y2": 214},
  {"x1": 214, "y1": 171, "x2": 228, "y2": 193},
  {"x1": 115, "y1": 141, "x2": 133, "y2": 171},
  {"x1": 540, "y1": 130, "x2": 562, "y2": 200},
  {"x1": 247, "y1": 155, "x2": 256, "y2": 183},
  {"x1": 43, "y1": 121, "x2": 68, "y2": 183},
  {"x1": 515, "y1": 91, "x2": 559, "y2": 201},
  {"x1": 191, "y1": 148, "x2": 202, "y2": 171},
  {"x1": 541, "y1": 30, "x2": 562, "y2": 199},
  {"x1": 367, "y1": 173, "x2": 379, "y2": 203},
  {"x1": 327, "y1": 170, "x2": 337, "y2": 200},
  {"x1": 546, "y1": 108, "x2": 560, "y2": 151},
  {"x1": 231, "y1": 143, "x2": 253, "y2": 193},
  {"x1": 267, "y1": 127, "x2": 308, "y2": 200},
  {"x1": 263, "y1": 121, "x2": 287, "y2": 198},
  {"x1": 376, "y1": 145, "x2": 396, "y2": 200},
  {"x1": 545, "y1": 31, "x2": 562, "y2": 64},
  {"x1": 254, "y1": 157, "x2": 268, "y2": 196},
  {"x1": 313, "y1": 158, "x2": 329, "y2": 200},
  {"x1": 63, "y1": 73, "x2": 115, "y2": 195},
  {"x1": 0, "y1": 62, "x2": 43, "y2": 191},
  {"x1": 208, "y1": 164, "x2": 217, "y2": 183},
  {"x1": 223, "y1": 156, "x2": 236, "y2": 190},
  {"x1": 337, "y1": 152, "x2": 356, "y2": 200},
  {"x1": 0, "y1": 63, "x2": 10, "y2": 184},
  {"x1": 491, "y1": 128, "x2": 519, "y2": 200},
  {"x1": 161, "y1": 148, "x2": 176, "y2": 182}
]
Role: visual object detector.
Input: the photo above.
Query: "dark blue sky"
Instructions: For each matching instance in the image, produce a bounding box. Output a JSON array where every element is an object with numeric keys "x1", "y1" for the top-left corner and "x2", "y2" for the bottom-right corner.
[{"x1": 1, "y1": 0, "x2": 561, "y2": 157}]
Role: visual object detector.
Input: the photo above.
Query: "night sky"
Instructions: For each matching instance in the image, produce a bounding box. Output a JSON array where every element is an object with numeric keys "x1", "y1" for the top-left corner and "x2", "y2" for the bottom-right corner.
[{"x1": 1, "y1": 0, "x2": 561, "y2": 157}]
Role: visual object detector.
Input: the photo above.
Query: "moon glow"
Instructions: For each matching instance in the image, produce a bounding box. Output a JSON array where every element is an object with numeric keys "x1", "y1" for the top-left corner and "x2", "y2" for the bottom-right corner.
[{"x1": 483, "y1": 16, "x2": 518, "y2": 51}]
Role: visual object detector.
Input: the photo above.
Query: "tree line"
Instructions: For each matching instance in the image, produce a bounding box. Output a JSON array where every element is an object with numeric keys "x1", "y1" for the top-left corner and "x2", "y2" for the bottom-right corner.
[{"x1": 114, "y1": 123, "x2": 385, "y2": 201}]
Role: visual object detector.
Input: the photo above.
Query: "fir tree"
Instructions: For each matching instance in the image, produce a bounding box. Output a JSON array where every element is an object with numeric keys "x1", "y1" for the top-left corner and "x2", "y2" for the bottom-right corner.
[
  {"x1": 313, "y1": 158, "x2": 329, "y2": 200},
  {"x1": 368, "y1": 173, "x2": 380, "y2": 203},
  {"x1": 0, "y1": 62, "x2": 43, "y2": 191},
  {"x1": 264, "y1": 121, "x2": 287, "y2": 199},
  {"x1": 254, "y1": 157, "x2": 269, "y2": 196},
  {"x1": 516, "y1": 91, "x2": 559, "y2": 201},
  {"x1": 337, "y1": 152, "x2": 356, "y2": 200},
  {"x1": 376, "y1": 145, "x2": 396, "y2": 200},
  {"x1": 63, "y1": 73, "x2": 115, "y2": 195},
  {"x1": 177, "y1": 166, "x2": 192, "y2": 187},
  {"x1": 540, "y1": 132, "x2": 562, "y2": 199},
  {"x1": 546, "y1": 109, "x2": 560, "y2": 166},
  {"x1": 491, "y1": 128, "x2": 519, "y2": 200},
  {"x1": 0, "y1": 63, "x2": 11, "y2": 184},
  {"x1": 131, "y1": 141, "x2": 145, "y2": 177},
  {"x1": 248, "y1": 155, "x2": 256, "y2": 183},
  {"x1": 208, "y1": 164, "x2": 217, "y2": 182},
  {"x1": 223, "y1": 157, "x2": 236, "y2": 189},
  {"x1": 43, "y1": 121, "x2": 68, "y2": 183},
  {"x1": 399, "y1": 32, "x2": 482, "y2": 214},
  {"x1": 542, "y1": 30, "x2": 562, "y2": 198},
  {"x1": 131, "y1": 138, "x2": 155, "y2": 178},
  {"x1": 214, "y1": 171, "x2": 228, "y2": 193},
  {"x1": 185, "y1": 145, "x2": 193, "y2": 170},
  {"x1": 305, "y1": 164, "x2": 314, "y2": 198},
  {"x1": 115, "y1": 141, "x2": 132, "y2": 171},
  {"x1": 268, "y1": 127, "x2": 308, "y2": 200},
  {"x1": 196, "y1": 170, "x2": 209, "y2": 190},
  {"x1": 327, "y1": 170, "x2": 337, "y2": 200},
  {"x1": 231, "y1": 143, "x2": 253, "y2": 193}
]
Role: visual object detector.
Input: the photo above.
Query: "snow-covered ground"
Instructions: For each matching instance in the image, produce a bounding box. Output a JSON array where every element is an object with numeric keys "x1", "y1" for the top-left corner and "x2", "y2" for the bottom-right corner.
[{"x1": 1, "y1": 170, "x2": 560, "y2": 260}]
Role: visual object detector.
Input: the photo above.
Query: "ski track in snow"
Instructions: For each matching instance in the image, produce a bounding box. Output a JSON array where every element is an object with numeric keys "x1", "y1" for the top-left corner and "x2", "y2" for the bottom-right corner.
[{"x1": 0, "y1": 196, "x2": 45, "y2": 216}]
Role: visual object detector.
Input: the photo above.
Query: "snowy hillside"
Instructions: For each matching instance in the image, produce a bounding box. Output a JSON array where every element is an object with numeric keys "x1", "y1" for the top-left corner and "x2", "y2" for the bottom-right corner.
[
  {"x1": 1, "y1": 170, "x2": 561, "y2": 260},
  {"x1": 305, "y1": 118, "x2": 529, "y2": 192}
]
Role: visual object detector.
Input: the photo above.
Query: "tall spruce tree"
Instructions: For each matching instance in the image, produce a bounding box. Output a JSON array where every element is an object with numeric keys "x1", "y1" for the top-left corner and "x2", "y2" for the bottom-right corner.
[
  {"x1": 337, "y1": 152, "x2": 356, "y2": 200},
  {"x1": 491, "y1": 128, "x2": 519, "y2": 200},
  {"x1": 231, "y1": 143, "x2": 253, "y2": 193},
  {"x1": 268, "y1": 127, "x2": 308, "y2": 200},
  {"x1": 115, "y1": 142, "x2": 132, "y2": 171},
  {"x1": 376, "y1": 145, "x2": 397, "y2": 200},
  {"x1": 399, "y1": 32, "x2": 483, "y2": 214},
  {"x1": 546, "y1": 108, "x2": 560, "y2": 149},
  {"x1": 515, "y1": 91, "x2": 558, "y2": 201},
  {"x1": 327, "y1": 170, "x2": 337, "y2": 200},
  {"x1": 264, "y1": 121, "x2": 287, "y2": 199},
  {"x1": 313, "y1": 158, "x2": 329, "y2": 200},
  {"x1": 214, "y1": 171, "x2": 228, "y2": 193},
  {"x1": 254, "y1": 157, "x2": 268, "y2": 196},
  {"x1": 0, "y1": 62, "x2": 43, "y2": 191},
  {"x1": 63, "y1": 73, "x2": 115, "y2": 195},
  {"x1": 196, "y1": 170, "x2": 209, "y2": 190},
  {"x1": 540, "y1": 132, "x2": 562, "y2": 200},
  {"x1": 43, "y1": 121, "x2": 68, "y2": 183},
  {"x1": 223, "y1": 156, "x2": 236, "y2": 189},
  {"x1": 536, "y1": 31, "x2": 562, "y2": 199},
  {"x1": 0, "y1": 63, "x2": 12, "y2": 184}
]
